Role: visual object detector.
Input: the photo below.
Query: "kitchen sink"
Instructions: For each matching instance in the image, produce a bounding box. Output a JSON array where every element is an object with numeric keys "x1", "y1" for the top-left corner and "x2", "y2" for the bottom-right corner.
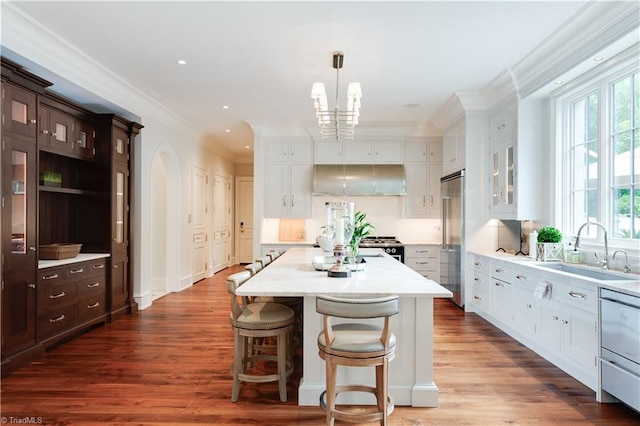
[{"x1": 537, "y1": 263, "x2": 637, "y2": 281}]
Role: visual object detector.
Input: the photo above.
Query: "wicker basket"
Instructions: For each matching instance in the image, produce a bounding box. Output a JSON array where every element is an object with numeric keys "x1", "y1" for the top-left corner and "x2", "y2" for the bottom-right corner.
[{"x1": 39, "y1": 243, "x2": 82, "y2": 260}]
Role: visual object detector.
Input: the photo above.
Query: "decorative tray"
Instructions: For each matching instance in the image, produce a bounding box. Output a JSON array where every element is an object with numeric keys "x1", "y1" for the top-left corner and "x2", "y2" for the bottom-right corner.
[{"x1": 312, "y1": 256, "x2": 367, "y2": 272}]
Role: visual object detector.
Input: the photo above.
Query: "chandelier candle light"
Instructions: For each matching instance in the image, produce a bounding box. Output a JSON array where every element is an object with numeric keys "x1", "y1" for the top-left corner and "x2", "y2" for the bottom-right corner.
[{"x1": 311, "y1": 51, "x2": 362, "y2": 140}]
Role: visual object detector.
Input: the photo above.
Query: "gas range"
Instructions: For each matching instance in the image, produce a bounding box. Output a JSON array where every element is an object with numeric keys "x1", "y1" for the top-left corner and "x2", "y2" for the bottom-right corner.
[{"x1": 359, "y1": 236, "x2": 404, "y2": 262}]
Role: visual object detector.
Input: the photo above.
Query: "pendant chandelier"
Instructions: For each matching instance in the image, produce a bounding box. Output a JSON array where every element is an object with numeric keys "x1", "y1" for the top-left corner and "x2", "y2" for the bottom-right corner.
[{"x1": 310, "y1": 51, "x2": 362, "y2": 140}]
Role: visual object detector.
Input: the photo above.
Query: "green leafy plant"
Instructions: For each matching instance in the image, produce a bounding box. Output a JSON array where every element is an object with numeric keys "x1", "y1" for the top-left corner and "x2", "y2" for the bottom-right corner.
[
  {"x1": 347, "y1": 211, "x2": 375, "y2": 261},
  {"x1": 537, "y1": 226, "x2": 562, "y2": 243}
]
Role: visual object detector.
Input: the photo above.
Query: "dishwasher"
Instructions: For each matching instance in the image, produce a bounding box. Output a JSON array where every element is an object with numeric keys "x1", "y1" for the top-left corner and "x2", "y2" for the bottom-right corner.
[{"x1": 599, "y1": 288, "x2": 640, "y2": 412}]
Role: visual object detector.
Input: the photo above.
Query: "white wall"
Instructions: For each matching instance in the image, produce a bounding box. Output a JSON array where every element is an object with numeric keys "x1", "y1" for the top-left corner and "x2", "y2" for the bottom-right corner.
[{"x1": 2, "y1": 4, "x2": 236, "y2": 308}]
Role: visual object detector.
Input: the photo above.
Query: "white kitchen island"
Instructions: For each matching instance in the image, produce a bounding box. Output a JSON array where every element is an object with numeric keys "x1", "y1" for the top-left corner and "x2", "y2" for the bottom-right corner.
[{"x1": 235, "y1": 247, "x2": 452, "y2": 407}]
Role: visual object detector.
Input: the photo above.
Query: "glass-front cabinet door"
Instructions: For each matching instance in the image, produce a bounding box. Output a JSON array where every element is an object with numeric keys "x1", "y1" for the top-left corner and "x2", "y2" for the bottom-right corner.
[
  {"x1": 2, "y1": 136, "x2": 37, "y2": 269},
  {"x1": 2, "y1": 83, "x2": 38, "y2": 138}
]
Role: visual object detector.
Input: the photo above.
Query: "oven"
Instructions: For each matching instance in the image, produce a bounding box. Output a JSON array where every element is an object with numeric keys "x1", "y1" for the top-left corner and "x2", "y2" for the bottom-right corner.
[
  {"x1": 359, "y1": 236, "x2": 404, "y2": 263},
  {"x1": 599, "y1": 288, "x2": 640, "y2": 412}
]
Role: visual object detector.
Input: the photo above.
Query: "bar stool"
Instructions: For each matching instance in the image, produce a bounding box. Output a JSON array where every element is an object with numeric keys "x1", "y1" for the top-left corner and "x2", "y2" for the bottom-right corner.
[
  {"x1": 316, "y1": 294, "x2": 399, "y2": 426},
  {"x1": 256, "y1": 255, "x2": 272, "y2": 269},
  {"x1": 227, "y1": 271, "x2": 294, "y2": 402},
  {"x1": 244, "y1": 262, "x2": 263, "y2": 276}
]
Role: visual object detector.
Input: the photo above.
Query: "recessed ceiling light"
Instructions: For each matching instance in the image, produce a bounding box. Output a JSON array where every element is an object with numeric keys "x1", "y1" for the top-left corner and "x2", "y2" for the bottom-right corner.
[
  {"x1": 222, "y1": 105, "x2": 229, "y2": 109},
  {"x1": 554, "y1": 80, "x2": 564, "y2": 85},
  {"x1": 225, "y1": 129, "x2": 231, "y2": 133},
  {"x1": 177, "y1": 60, "x2": 187, "y2": 65},
  {"x1": 593, "y1": 56, "x2": 604, "y2": 61},
  {"x1": 245, "y1": 145, "x2": 251, "y2": 149}
]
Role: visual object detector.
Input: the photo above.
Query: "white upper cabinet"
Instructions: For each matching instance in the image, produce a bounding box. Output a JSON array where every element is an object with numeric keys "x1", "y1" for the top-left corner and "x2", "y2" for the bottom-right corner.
[
  {"x1": 314, "y1": 142, "x2": 343, "y2": 164},
  {"x1": 442, "y1": 120, "x2": 465, "y2": 175},
  {"x1": 486, "y1": 100, "x2": 544, "y2": 220},
  {"x1": 317, "y1": 140, "x2": 404, "y2": 164},
  {"x1": 264, "y1": 138, "x2": 313, "y2": 218},
  {"x1": 404, "y1": 137, "x2": 442, "y2": 218}
]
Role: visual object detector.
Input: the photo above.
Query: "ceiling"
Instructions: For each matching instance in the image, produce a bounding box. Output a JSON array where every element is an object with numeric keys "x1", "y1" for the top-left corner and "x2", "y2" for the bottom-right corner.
[{"x1": 6, "y1": 1, "x2": 592, "y2": 162}]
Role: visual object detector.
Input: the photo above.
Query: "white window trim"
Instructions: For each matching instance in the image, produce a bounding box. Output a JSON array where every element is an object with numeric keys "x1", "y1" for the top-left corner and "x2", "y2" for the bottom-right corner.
[{"x1": 552, "y1": 45, "x2": 639, "y2": 259}]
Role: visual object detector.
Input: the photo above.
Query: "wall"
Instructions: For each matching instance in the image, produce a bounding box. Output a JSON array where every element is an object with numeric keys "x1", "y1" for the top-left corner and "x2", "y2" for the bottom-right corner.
[{"x1": 2, "y1": 4, "x2": 237, "y2": 309}]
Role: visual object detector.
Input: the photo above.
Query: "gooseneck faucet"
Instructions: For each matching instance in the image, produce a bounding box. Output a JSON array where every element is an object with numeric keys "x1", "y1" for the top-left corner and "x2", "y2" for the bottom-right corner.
[
  {"x1": 575, "y1": 221, "x2": 609, "y2": 269},
  {"x1": 612, "y1": 250, "x2": 631, "y2": 273}
]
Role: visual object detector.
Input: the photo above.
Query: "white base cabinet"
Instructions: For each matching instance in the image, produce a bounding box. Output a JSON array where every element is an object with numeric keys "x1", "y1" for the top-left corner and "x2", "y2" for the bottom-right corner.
[
  {"x1": 404, "y1": 245, "x2": 440, "y2": 281},
  {"x1": 469, "y1": 255, "x2": 598, "y2": 391}
]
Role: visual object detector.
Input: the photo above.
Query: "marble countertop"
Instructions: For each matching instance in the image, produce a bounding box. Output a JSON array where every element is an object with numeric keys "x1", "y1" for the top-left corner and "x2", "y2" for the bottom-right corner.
[
  {"x1": 38, "y1": 253, "x2": 110, "y2": 270},
  {"x1": 237, "y1": 247, "x2": 452, "y2": 298},
  {"x1": 470, "y1": 251, "x2": 639, "y2": 297}
]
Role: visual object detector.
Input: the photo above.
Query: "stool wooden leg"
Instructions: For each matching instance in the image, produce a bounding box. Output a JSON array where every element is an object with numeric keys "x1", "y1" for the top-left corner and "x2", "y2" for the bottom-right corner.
[
  {"x1": 376, "y1": 361, "x2": 388, "y2": 425},
  {"x1": 231, "y1": 330, "x2": 245, "y2": 402},
  {"x1": 325, "y1": 358, "x2": 336, "y2": 426},
  {"x1": 277, "y1": 328, "x2": 288, "y2": 403}
]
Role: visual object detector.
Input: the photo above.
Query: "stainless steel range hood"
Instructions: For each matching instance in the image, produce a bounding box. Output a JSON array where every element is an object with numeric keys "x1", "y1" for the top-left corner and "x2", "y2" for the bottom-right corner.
[{"x1": 313, "y1": 164, "x2": 406, "y2": 196}]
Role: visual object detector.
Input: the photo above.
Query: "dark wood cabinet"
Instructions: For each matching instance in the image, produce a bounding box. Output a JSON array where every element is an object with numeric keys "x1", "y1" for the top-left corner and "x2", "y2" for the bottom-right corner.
[{"x1": 1, "y1": 58, "x2": 142, "y2": 376}]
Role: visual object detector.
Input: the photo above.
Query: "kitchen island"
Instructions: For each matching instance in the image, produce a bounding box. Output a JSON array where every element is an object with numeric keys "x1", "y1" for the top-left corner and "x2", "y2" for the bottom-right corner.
[{"x1": 236, "y1": 247, "x2": 452, "y2": 407}]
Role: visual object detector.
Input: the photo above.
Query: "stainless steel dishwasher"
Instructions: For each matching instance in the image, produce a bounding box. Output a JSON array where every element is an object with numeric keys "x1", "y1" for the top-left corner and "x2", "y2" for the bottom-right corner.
[{"x1": 599, "y1": 288, "x2": 640, "y2": 412}]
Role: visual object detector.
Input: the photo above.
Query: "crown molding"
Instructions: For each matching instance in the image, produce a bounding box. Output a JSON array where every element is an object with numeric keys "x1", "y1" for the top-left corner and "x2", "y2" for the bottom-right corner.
[{"x1": 511, "y1": 1, "x2": 640, "y2": 98}]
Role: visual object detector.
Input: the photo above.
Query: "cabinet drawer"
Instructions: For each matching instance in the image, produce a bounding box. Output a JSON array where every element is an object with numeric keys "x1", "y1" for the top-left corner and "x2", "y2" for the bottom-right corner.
[
  {"x1": 77, "y1": 276, "x2": 106, "y2": 298},
  {"x1": 85, "y1": 258, "x2": 108, "y2": 278},
  {"x1": 490, "y1": 262, "x2": 512, "y2": 281},
  {"x1": 37, "y1": 281, "x2": 77, "y2": 312},
  {"x1": 405, "y1": 257, "x2": 439, "y2": 270},
  {"x1": 77, "y1": 294, "x2": 106, "y2": 323},
  {"x1": 38, "y1": 267, "x2": 67, "y2": 285},
  {"x1": 65, "y1": 262, "x2": 90, "y2": 280},
  {"x1": 562, "y1": 282, "x2": 597, "y2": 312},
  {"x1": 37, "y1": 305, "x2": 77, "y2": 340},
  {"x1": 405, "y1": 246, "x2": 439, "y2": 257},
  {"x1": 469, "y1": 255, "x2": 490, "y2": 275}
]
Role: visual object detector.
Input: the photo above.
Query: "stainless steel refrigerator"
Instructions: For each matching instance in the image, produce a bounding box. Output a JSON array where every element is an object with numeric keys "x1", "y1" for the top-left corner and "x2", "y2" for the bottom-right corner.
[{"x1": 440, "y1": 170, "x2": 465, "y2": 308}]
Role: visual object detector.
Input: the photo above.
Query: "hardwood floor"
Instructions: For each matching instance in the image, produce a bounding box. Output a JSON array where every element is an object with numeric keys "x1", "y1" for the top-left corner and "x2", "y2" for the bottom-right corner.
[{"x1": 1, "y1": 264, "x2": 638, "y2": 425}]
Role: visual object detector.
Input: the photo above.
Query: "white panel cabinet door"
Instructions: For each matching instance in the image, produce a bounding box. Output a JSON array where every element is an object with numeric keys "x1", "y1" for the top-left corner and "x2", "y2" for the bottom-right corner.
[
  {"x1": 314, "y1": 142, "x2": 343, "y2": 164},
  {"x1": 373, "y1": 141, "x2": 404, "y2": 164},
  {"x1": 265, "y1": 164, "x2": 289, "y2": 217},
  {"x1": 404, "y1": 163, "x2": 428, "y2": 217},
  {"x1": 562, "y1": 304, "x2": 597, "y2": 373},
  {"x1": 344, "y1": 141, "x2": 372, "y2": 163},
  {"x1": 288, "y1": 164, "x2": 313, "y2": 217}
]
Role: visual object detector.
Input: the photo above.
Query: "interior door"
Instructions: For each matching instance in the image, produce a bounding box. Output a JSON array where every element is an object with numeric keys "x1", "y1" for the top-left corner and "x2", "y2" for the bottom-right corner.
[
  {"x1": 212, "y1": 172, "x2": 231, "y2": 273},
  {"x1": 237, "y1": 177, "x2": 254, "y2": 263},
  {"x1": 192, "y1": 164, "x2": 208, "y2": 283}
]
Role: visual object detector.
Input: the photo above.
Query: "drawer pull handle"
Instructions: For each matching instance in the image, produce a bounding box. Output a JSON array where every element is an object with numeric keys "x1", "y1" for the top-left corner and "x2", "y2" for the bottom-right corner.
[
  {"x1": 526, "y1": 304, "x2": 532, "y2": 308},
  {"x1": 474, "y1": 278, "x2": 480, "y2": 282},
  {"x1": 552, "y1": 315, "x2": 559, "y2": 320},
  {"x1": 495, "y1": 268, "x2": 503, "y2": 273},
  {"x1": 87, "y1": 302, "x2": 100, "y2": 309},
  {"x1": 569, "y1": 291, "x2": 587, "y2": 299},
  {"x1": 494, "y1": 282, "x2": 503, "y2": 287},
  {"x1": 92, "y1": 264, "x2": 105, "y2": 270},
  {"x1": 474, "y1": 295, "x2": 482, "y2": 300},
  {"x1": 87, "y1": 282, "x2": 100, "y2": 288},
  {"x1": 49, "y1": 314, "x2": 66, "y2": 323},
  {"x1": 516, "y1": 275, "x2": 527, "y2": 280},
  {"x1": 49, "y1": 291, "x2": 66, "y2": 299},
  {"x1": 43, "y1": 273, "x2": 59, "y2": 280},
  {"x1": 69, "y1": 268, "x2": 84, "y2": 274},
  {"x1": 28, "y1": 283, "x2": 36, "y2": 289},
  {"x1": 474, "y1": 262, "x2": 481, "y2": 266}
]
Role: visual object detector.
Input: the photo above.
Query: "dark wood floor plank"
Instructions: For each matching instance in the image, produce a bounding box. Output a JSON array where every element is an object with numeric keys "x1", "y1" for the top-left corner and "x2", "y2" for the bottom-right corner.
[{"x1": 1, "y1": 264, "x2": 638, "y2": 425}]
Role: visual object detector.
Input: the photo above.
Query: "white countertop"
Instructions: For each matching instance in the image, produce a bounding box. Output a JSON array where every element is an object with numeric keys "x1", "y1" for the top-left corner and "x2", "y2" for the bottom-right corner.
[
  {"x1": 38, "y1": 253, "x2": 110, "y2": 270},
  {"x1": 237, "y1": 247, "x2": 452, "y2": 298},
  {"x1": 470, "y1": 251, "x2": 639, "y2": 297}
]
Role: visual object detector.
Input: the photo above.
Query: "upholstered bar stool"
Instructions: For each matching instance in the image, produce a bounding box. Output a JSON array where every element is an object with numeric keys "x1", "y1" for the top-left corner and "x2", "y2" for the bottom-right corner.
[
  {"x1": 227, "y1": 271, "x2": 294, "y2": 402},
  {"x1": 244, "y1": 262, "x2": 263, "y2": 276},
  {"x1": 256, "y1": 255, "x2": 271, "y2": 269},
  {"x1": 316, "y1": 295, "x2": 400, "y2": 426}
]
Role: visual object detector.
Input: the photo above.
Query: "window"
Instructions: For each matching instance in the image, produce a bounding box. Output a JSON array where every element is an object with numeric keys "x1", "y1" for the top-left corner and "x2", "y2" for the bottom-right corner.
[{"x1": 560, "y1": 50, "x2": 639, "y2": 247}]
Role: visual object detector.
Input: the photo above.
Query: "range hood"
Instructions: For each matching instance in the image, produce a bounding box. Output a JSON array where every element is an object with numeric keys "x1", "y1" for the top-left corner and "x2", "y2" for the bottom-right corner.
[{"x1": 313, "y1": 164, "x2": 406, "y2": 196}]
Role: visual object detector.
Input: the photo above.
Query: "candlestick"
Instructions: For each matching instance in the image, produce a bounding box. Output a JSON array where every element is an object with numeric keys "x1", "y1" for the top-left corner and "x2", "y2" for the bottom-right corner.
[{"x1": 335, "y1": 218, "x2": 344, "y2": 245}]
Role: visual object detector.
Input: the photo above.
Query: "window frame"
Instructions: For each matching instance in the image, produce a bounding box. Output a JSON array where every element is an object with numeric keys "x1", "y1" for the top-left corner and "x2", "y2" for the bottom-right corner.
[{"x1": 553, "y1": 46, "x2": 639, "y2": 254}]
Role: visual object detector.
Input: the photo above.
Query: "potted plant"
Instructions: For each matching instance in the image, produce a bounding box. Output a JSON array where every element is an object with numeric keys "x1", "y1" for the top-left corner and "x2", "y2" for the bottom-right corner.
[
  {"x1": 536, "y1": 226, "x2": 564, "y2": 261},
  {"x1": 346, "y1": 211, "x2": 375, "y2": 263}
]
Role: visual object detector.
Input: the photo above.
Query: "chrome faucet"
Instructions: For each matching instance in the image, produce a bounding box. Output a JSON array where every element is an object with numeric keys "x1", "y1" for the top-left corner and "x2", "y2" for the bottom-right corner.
[
  {"x1": 575, "y1": 221, "x2": 609, "y2": 269},
  {"x1": 612, "y1": 250, "x2": 631, "y2": 273}
]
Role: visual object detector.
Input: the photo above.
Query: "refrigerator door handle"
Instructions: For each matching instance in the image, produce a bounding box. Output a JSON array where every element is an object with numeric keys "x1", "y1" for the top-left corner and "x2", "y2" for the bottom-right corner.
[{"x1": 442, "y1": 196, "x2": 449, "y2": 250}]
